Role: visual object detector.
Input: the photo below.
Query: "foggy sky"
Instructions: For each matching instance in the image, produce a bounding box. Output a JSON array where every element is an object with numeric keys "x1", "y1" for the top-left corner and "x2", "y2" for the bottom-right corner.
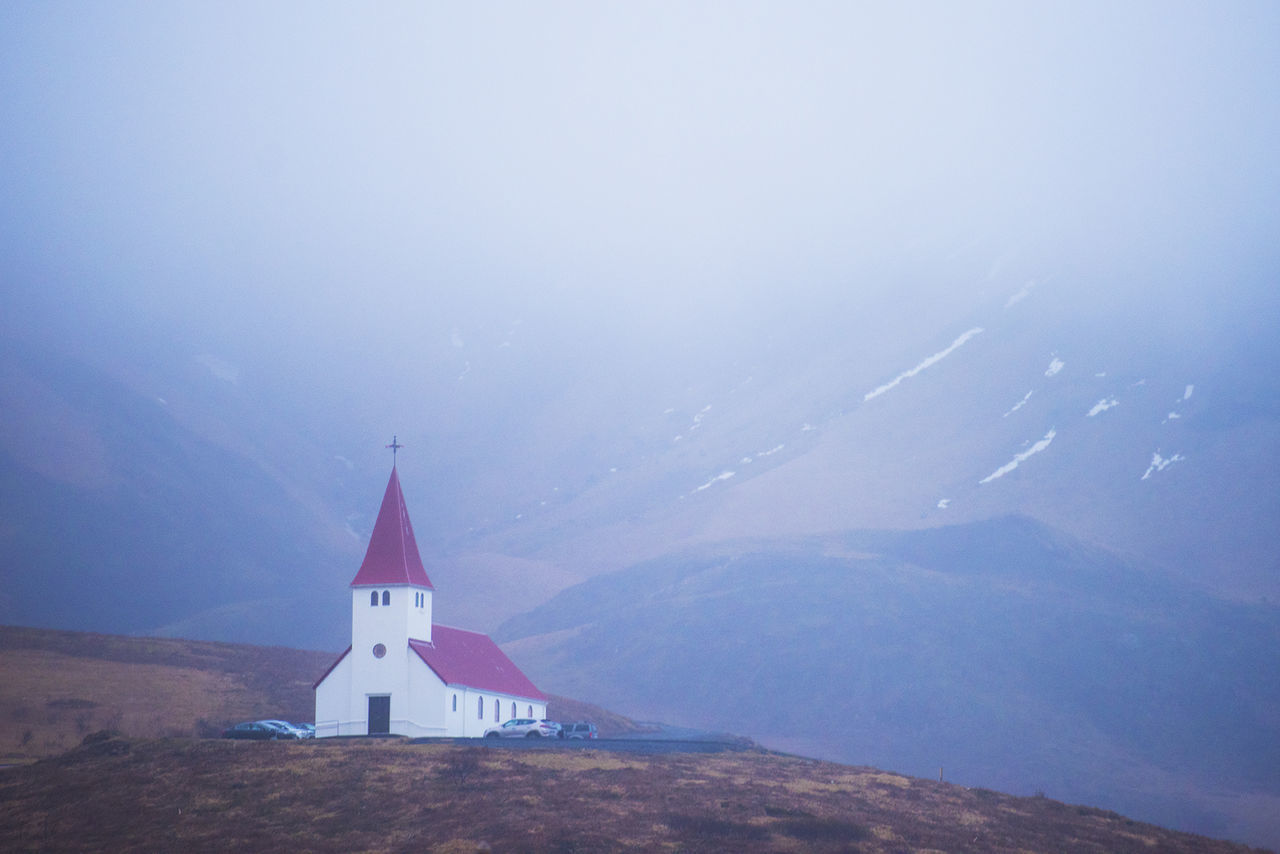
[{"x1": 3, "y1": 1, "x2": 1278, "y2": 427}]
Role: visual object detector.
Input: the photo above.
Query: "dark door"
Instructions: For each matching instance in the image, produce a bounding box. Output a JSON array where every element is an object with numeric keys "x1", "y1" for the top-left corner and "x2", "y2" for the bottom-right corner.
[{"x1": 368, "y1": 695, "x2": 390, "y2": 734}]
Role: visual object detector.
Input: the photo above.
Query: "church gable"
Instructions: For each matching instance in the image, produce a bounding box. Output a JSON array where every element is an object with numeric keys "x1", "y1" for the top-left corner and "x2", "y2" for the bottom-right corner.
[{"x1": 313, "y1": 646, "x2": 351, "y2": 690}]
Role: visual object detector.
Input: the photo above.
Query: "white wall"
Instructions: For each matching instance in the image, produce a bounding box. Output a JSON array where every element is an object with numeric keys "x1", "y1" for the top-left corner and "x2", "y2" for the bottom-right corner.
[
  {"x1": 316, "y1": 584, "x2": 543, "y2": 737},
  {"x1": 314, "y1": 653, "x2": 352, "y2": 737}
]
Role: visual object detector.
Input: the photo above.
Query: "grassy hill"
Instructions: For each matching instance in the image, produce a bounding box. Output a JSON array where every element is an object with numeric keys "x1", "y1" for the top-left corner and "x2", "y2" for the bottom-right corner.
[
  {"x1": 495, "y1": 518, "x2": 1280, "y2": 847},
  {"x1": 0, "y1": 625, "x2": 644, "y2": 763},
  {"x1": 1, "y1": 735, "x2": 1270, "y2": 853},
  {"x1": 0, "y1": 624, "x2": 1272, "y2": 852}
]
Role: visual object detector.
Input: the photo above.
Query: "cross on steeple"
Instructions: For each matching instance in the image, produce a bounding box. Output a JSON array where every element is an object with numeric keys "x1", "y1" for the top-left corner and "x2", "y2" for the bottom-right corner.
[{"x1": 386, "y1": 435, "x2": 403, "y2": 465}]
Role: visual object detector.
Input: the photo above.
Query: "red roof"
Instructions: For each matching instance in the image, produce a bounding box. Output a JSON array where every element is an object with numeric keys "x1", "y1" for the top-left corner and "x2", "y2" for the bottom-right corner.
[
  {"x1": 349, "y1": 467, "x2": 434, "y2": 589},
  {"x1": 410, "y1": 626, "x2": 547, "y2": 701}
]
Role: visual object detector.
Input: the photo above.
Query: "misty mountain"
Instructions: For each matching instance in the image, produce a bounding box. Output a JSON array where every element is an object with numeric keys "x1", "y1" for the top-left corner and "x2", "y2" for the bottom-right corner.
[
  {"x1": 2, "y1": 256, "x2": 1278, "y2": 648},
  {"x1": 0, "y1": 335, "x2": 357, "y2": 647},
  {"x1": 3, "y1": 4, "x2": 1278, "y2": 848},
  {"x1": 495, "y1": 516, "x2": 1280, "y2": 845}
]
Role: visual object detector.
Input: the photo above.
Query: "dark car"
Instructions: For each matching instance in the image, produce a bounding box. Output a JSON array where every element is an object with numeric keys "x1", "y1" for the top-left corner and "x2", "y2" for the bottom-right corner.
[
  {"x1": 559, "y1": 722, "x2": 598, "y2": 740},
  {"x1": 222, "y1": 720, "x2": 300, "y2": 740}
]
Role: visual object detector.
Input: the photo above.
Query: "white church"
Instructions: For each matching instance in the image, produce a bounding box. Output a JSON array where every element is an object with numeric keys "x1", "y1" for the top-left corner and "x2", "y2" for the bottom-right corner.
[{"x1": 314, "y1": 461, "x2": 547, "y2": 737}]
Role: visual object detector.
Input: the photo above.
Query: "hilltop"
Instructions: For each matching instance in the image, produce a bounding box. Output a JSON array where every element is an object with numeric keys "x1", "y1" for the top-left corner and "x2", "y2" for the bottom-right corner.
[
  {"x1": 0, "y1": 624, "x2": 1272, "y2": 853},
  {"x1": 0, "y1": 624, "x2": 642, "y2": 764},
  {"x1": 1, "y1": 736, "x2": 1270, "y2": 853}
]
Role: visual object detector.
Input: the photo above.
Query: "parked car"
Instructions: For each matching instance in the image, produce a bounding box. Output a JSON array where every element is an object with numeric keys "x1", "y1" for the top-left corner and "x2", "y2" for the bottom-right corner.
[
  {"x1": 222, "y1": 720, "x2": 299, "y2": 740},
  {"x1": 258, "y1": 720, "x2": 313, "y2": 739},
  {"x1": 483, "y1": 718, "x2": 561, "y2": 739},
  {"x1": 296, "y1": 723, "x2": 316, "y2": 738},
  {"x1": 559, "y1": 721, "x2": 598, "y2": 740}
]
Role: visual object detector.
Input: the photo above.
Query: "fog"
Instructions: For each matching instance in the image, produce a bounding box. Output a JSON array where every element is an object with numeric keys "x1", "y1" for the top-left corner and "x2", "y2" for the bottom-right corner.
[
  {"x1": 5, "y1": 2, "x2": 1277, "y2": 393},
  {"x1": 3, "y1": 7, "x2": 1279, "y2": 843},
  {"x1": 4, "y1": 0, "x2": 1279, "y2": 575}
]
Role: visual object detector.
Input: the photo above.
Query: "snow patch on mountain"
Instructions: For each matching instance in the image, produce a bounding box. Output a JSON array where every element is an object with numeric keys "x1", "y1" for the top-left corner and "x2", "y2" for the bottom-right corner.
[
  {"x1": 1142, "y1": 452, "x2": 1185, "y2": 480},
  {"x1": 1183, "y1": 384, "x2": 1194, "y2": 401},
  {"x1": 1003, "y1": 391, "x2": 1033, "y2": 417},
  {"x1": 744, "y1": 444, "x2": 786, "y2": 463},
  {"x1": 693, "y1": 471, "x2": 736, "y2": 493},
  {"x1": 1005, "y1": 281, "x2": 1036, "y2": 308},
  {"x1": 1163, "y1": 412, "x2": 1182, "y2": 424},
  {"x1": 690, "y1": 405, "x2": 712, "y2": 431},
  {"x1": 937, "y1": 498, "x2": 951, "y2": 509},
  {"x1": 864, "y1": 327, "x2": 984, "y2": 401},
  {"x1": 980, "y1": 429, "x2": 1057, "y2": 484},
  {"x1": 1044, "y1": 358, "x2": 1064, "y2": 377},
  {"x1": 1087, "y1": 398, "x2": 1119, "y2": 417}
]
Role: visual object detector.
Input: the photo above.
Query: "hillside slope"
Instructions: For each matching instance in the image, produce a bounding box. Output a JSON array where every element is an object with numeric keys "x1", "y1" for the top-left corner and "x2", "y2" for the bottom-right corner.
[
  {"x1": 0, "y1": 625, "x2": 333, "y2": 761},
  {"x1": 496, "y1": 516, "x2": 1280, "y2": 848},
  {"x1": 0, "y1": 625, "x2": 645, "y2": 763},
  {"x1": 0, "y1": 736, "x2": 1270, "y2": 854},
  {"x1": 3, "y1": 264, "x2": 1278, "y2": 651}
]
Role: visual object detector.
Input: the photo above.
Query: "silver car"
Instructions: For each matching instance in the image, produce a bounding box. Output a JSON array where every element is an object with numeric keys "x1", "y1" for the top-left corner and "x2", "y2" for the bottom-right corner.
[
  {"x1": 258, "y1": 719, "x2": 311, "y2": 739},
  {"x1": 483, "y1": 718, "x2": 561, "y2": 738}
]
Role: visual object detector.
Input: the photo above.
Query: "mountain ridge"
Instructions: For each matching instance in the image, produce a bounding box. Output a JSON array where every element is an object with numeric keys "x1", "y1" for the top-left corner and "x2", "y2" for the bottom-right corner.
[{"x1": 495, "y1": 516, "x2": 1280, "y2": 847}]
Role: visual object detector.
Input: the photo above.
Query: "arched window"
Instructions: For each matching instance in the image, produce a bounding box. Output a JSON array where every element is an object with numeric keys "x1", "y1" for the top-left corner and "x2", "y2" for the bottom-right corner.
[
  {"x1": 527, "y1": 705, "x2": 533, "y2": 717},
  {"x1": 382, "y1": 590, "x2": 390, "y2": 606},
  {"x1": 478, "y1": 696, "x2": 484, "y2": 719},
  {"x1": 370, "y1": 591, "x2": 378, "y2": 607},
  {"x1": 511, "y1": 701, "x2": 517, "y2": 719},
  {"x1": 495, "y1": 701, "x2": 500, "y2": 722},
  {"x1": 452, "y1": 694, "x2": 457, "y2": 713}
]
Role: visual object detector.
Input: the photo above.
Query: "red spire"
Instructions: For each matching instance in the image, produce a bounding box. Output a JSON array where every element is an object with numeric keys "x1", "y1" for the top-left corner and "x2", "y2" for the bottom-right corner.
[{"x1": 349, "y1": 467, "x2": 434, "y2": 588}]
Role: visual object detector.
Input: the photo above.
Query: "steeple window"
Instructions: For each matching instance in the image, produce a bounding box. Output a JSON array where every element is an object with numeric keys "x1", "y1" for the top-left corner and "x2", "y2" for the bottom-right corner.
[
  {"x1": 382, "y1": 590, "x2": 390, "y2": 606},
  {"x1": 370, "y1": 591, "x2": 378, "y2": 607},
  {"x1": 478, "y1": 697, "x2": 484, "y2": 719}
]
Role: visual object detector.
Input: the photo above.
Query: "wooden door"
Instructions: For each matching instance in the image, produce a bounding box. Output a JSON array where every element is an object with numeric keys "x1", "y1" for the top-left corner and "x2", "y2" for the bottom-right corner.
[{"x1": 368, "y1": 695, "x2": 390, "y2": 734}]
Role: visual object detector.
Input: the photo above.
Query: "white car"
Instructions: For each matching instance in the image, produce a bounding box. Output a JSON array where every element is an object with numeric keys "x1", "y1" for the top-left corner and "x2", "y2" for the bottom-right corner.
[{"x1": 483, "y1": 718, "x2": 561, "y2": 739}]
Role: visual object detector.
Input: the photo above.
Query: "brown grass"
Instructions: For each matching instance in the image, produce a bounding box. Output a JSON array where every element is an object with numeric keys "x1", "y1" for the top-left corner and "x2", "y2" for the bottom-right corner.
[
  {"x1": 0, "y1": 625, "x2": 333, "y2": 762},
  {"x1": 0, "y1": 625, "x2": 650, "y2": 764},
  {"x1": 0, "y1": 736, "x2": 1269, "y2": 854},
  {"x1": 0, "y1": 625, "x2": 1270, "y2": 853}
]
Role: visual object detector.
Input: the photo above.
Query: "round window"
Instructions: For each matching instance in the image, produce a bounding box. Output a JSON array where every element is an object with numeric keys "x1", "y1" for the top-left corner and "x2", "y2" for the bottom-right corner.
[{"x1": 372, "y1": 643, "x2": 386, "y2": 659}]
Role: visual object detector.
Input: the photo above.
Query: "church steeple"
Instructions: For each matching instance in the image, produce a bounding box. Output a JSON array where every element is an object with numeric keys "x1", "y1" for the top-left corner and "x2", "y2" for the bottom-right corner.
[{"x1": 349, "y1": 465, "x2": 434, "y2": 589}]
